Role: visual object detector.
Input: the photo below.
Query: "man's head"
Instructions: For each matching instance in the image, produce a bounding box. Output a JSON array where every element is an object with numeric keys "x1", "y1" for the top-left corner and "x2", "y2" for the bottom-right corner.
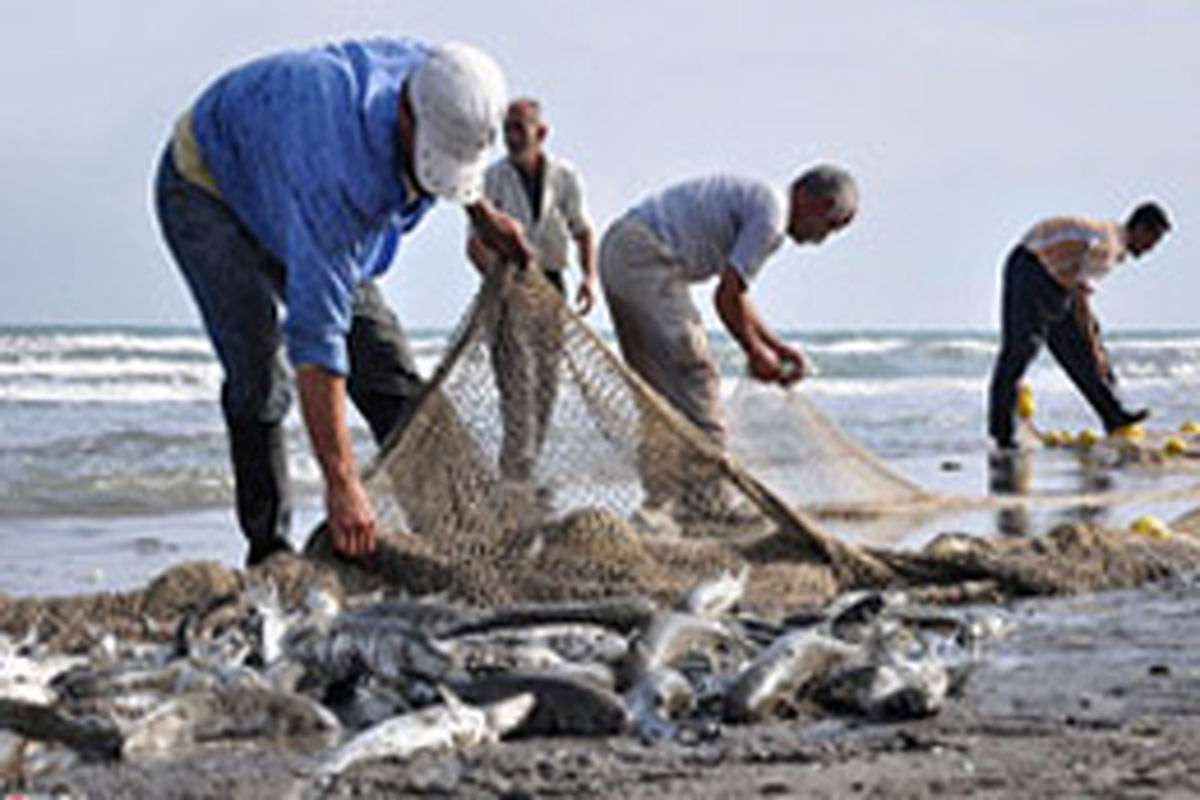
[
  {"x1": 405, "y1": 42, "x2": 508, "y2": 204},
  {"x1": 503, "y1": 98, "x2": 547, "y2": 170},
  {"x1": 1125, "y1": 201, "x2": 1171, "y2": 258},
  {"x1": 787, "y1": 165, "x2": 858, "y2": 245}
]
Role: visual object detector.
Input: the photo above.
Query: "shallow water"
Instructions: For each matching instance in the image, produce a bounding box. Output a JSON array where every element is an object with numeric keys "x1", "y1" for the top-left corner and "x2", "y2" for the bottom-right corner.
[
  {"x1": 3, "y1": 325, "x2": 1200, "y2": 597},
  {"x1": 973, "y1": 574, "x2": 1200, "y2": 729}
]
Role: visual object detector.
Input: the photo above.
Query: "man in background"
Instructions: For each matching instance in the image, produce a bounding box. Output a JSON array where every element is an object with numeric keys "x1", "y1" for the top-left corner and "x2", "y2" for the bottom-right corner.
[
  {"x1": 987, "y1": 202, "x2": 1171, "y2": 451},
  {"x1": 468, "y1": 98, "x2": 596, "y2": 481}
]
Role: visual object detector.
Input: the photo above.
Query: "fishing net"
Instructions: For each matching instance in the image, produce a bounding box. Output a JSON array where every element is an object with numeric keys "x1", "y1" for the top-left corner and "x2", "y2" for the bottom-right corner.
[
  {"x1": 297, "y1": 264, "x2": 1200, "y2": 609},
  {"x1": 726, "y1": 383, "x2": 934, "y2": 513},
  {"x1": 310, "y1": 264, "x2": 887, "y2": 606},
  {"x1": 7, "y1": 268, "x2": 1200, "y2": 648}
]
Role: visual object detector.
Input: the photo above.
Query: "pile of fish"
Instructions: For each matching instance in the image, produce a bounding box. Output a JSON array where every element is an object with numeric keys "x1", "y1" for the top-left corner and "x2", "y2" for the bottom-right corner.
[{"x1": 0, "y1": 565, "x2": 1010, "y2": 790}]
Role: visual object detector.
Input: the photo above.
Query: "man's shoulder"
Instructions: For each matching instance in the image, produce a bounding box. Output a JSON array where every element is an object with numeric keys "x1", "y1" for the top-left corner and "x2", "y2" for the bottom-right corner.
[
  {"x1": 543, "y1": 151, "x2": 578, "y2": 175},
  {"x1": 1033, "y1": 215, "x2": 1115, "y2": 242},
  {"x1": 484, "y1": 157, "x2": 511, "y2": 179},
  {"x1": 544, "y1": 153, "x2": 585, "y2": 192},
  {"x1": 483, "y1": 157, "x2": 520, "y2": 194},
  {"x1": 676, "y1": 174, "x2": 776, "y2": 200}
]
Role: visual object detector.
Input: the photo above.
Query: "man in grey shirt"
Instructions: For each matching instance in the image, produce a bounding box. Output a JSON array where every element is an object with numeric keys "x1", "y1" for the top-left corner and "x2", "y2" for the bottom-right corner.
[{"x1": 600, "y1": 165, "x2": 858, "y2": 516}]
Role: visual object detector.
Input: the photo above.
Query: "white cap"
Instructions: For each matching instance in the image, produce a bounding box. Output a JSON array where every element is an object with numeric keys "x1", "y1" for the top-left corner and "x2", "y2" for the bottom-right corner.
[{"x1": 409, "y1": 42, "x2": 507, "y2": 204}]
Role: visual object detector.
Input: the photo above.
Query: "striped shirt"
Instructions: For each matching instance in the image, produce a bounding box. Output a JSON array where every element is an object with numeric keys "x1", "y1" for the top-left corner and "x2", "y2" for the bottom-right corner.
[{"x1": 1021, "y1": 216, "x2": 1128, "y2": 288}]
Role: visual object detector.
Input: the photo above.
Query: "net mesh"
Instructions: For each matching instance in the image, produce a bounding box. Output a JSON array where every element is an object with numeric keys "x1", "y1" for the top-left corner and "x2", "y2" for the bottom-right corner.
[
  {"x1": 6, "y1": 270, "x2": 1200, "y2": 646},
  {"x1": 294, "y1": 264, "x2": 1200, "y2": 612},
  {"x1": 331, "y1": 265, "x2": 885, "y2": 607},
  {"x1": 726, "y1": 382, "x2": 933, "y2": 512}
]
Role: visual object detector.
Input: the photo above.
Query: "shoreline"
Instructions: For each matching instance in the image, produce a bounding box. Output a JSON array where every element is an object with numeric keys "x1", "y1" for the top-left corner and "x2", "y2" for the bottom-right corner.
[{"x1": 15, "y1": 573, "x2": 1200, "y2": 799}]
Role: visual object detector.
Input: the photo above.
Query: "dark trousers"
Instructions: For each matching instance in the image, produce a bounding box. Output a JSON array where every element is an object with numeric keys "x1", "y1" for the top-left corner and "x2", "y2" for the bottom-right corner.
[
  {"x1": 154, "y1": 148, "x2": 423, "y2": 565},
  {"x1": 987, "y1": 246, "x2": 1129, "y2": 446},
  {"x1": 490, "y1": 268, "x2": 567, "y2": 481}
]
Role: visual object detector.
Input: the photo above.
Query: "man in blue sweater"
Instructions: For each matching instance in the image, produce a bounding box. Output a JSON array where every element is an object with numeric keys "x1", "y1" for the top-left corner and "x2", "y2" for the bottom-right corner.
[{"x1": 155, "y1": 39, "x2": 531, "y2": 565}]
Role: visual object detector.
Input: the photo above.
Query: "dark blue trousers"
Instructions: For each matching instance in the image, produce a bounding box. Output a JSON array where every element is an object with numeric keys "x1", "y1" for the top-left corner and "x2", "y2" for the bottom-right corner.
[
  {"x1": 987, "y1": 246, "x2": 1130, "y2": 447},
  {"x1": 154, "y1": 148, "x2": 423, "y2": 564}
]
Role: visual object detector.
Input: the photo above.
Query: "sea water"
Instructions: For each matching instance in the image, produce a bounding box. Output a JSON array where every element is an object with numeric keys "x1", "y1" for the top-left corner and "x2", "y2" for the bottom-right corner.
[{"x1": 2, "y1": 325, "x2": 1199, "y2": 595}]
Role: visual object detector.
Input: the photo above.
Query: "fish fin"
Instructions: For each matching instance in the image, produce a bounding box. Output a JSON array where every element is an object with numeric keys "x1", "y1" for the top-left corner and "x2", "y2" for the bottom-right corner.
[
  {"x1": 435, "y1": 684, "x2": 465, "y2": 709},
  {"x1": 483, "y1": 692, "x2": 536, "y2": 734}
]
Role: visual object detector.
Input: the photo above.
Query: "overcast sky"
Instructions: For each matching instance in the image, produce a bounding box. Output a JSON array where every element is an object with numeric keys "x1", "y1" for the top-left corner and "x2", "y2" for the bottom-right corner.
[{"x1": 1, "y1": 1, "x2": 1197, "y2": 333}]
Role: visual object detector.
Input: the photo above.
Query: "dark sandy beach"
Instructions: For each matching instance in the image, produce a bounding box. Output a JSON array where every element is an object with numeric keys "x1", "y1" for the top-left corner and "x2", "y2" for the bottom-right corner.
[{"x1": 13, "y1": 562, "x2": 1200, "y2": 800}]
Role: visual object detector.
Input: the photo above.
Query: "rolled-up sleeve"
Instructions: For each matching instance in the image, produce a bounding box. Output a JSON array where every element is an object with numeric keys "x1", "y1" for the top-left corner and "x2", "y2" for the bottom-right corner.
[
  {"x1": 282, "y1": 216, "x2": 357, "y2": 375},
  {"x1": 724, "y1": 217, "x2": 782, "y2": 283},
  {"x1": 728, "y1": 195, "x2": 784, "y2": 283},
  {"x1": 560, "y1": 165, "x2": 592, "y2": 237}
]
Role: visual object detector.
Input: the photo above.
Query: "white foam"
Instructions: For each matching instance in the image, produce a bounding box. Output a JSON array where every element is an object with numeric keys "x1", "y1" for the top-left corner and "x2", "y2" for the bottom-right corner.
[
  {"x1": 801, "y1": 377, "x2": 986, "y2": 398},
  {"x1": 928, "y1": 338, "x2": 997, "y2": 355},
  {"x1": 1106, "y1": 336, "x2": 1200, "y2": 353},
  {"x1": 804, "y1": 337, "x2": 910, "y2": 356},
  {"x1": 0, "y1": 331, "x2": 211, "y2": 358},
  {"x1": 0, "y1": 379, "x2": 218, "y2": 404},
  {"x1": 0, "y1": 358, "x2": 219, "y2": 379}
]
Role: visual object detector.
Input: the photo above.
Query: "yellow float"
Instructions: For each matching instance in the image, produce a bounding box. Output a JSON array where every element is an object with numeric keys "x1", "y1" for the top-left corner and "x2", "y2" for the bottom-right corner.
[
  {"x1": 1130, "y1": 515, "x2": 1172, "y2": 541},
  {"x1": 1074, "y1": 429, "x2": 1098, "y2": 448},
  {"x1": 1016, "y1": 383, "x2": 1035, "y2": 420},
  {"x1": 1164, "y1": 437, "x2": 1187, "y2": 457},
  {"x1": 1041, "y1": 430, "x2": 1065, "y2": 447},
  {"x1": 1110, "y1": 424, "x2": 1145, "y2": 443}
]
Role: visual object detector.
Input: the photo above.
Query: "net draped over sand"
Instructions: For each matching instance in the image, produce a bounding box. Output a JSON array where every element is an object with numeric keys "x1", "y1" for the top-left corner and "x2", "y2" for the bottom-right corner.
[
  {"x1": 295, "y1": 265, "x2": 1200, "y2": 610},
  {"x1": 337, "y1": 265, "x2": 885, "y2": 606}
]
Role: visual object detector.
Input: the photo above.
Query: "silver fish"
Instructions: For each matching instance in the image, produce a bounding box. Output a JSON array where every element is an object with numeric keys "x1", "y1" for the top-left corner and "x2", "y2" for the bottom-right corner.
[
  {"x1": 285, "y1": 616, "x2": 451, "y2": 688},
  {"x1": 814, "y1": 620, "x2": 950, "y2": 720},
  {"x1": 122, "y1": 686, "x2": 341, "y2": 756},
  {"x1": 623, "y1": 611, "x2": 746, "y2": 686},
  {"x1": 53, "y1": 660, "x2": 264, "y2": 709},
  {"x1": 451, "y1": 672, "x2": 628, "y2": 736},
  {"x1": 439, "y1": 623, "x2": 629, "y2": 670},
  {"x1": 444, "y1": 596, "x2": 657, "y2": 638},
  {"x1": 0, "y1": 647, "x2": 84, "y2": 705},
  {"x1": 822, "y1": 590, "x2": 903, "y2": 643},
  {"x1": 680, "y1": 567, "x2": 749, "y2": 619},
  {"x1": 725, "y1": 628, "x2": 859, "y2": 722},
  {"x1": 437, "y1": 639, "x2": 567, "y2": 673},
  {"x1": 0, "y1": 697, "x2": 122, "y2": 761},
  {"x1": 626, "y1": 666, "x2": 696, "y2": 743},
  {"x1": 317, "y1": 689, "x2": 534, "y2": 778}
]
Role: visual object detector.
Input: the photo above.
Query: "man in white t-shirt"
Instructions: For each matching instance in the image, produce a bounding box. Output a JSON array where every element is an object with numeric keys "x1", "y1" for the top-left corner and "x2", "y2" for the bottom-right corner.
[
  {"x1": 469, "y1": 98, "x2": 596, "y2": 480},
  {"x1": 600, "y1": 165, "x2": 858, "y2": 515}
]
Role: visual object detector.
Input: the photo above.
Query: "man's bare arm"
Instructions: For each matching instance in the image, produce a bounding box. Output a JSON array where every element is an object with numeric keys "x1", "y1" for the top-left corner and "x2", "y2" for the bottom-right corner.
[
  {"x1": 295, "y1": 365, "x2": 376, "y2": 558},
  {"x1": 1072, "y1": 285, "x2": 1111, "y2": 380},
  {"x1": 573, "y1": 226, "x2": 597, "y2": 314},
  {"x1": 714, "y1": 267, "x2": 806, "y2": 385}
]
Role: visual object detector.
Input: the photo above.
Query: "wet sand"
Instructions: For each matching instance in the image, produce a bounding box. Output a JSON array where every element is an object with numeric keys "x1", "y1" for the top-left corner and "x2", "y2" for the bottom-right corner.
[{"x1": 21, "y1": 574, "x2": 1200, "y2": 800}]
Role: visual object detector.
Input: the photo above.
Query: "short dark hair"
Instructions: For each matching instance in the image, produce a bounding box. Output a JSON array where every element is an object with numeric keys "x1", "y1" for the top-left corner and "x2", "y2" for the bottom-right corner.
[{"x1": 1127, "y1": 201, "x2": 1171, "y2": 233}]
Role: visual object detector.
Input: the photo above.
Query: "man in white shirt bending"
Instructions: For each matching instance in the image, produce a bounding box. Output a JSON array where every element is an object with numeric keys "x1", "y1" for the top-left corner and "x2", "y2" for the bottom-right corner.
[{"x1": 600, "y1": 165, "x2": 858, "y2": 519}]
